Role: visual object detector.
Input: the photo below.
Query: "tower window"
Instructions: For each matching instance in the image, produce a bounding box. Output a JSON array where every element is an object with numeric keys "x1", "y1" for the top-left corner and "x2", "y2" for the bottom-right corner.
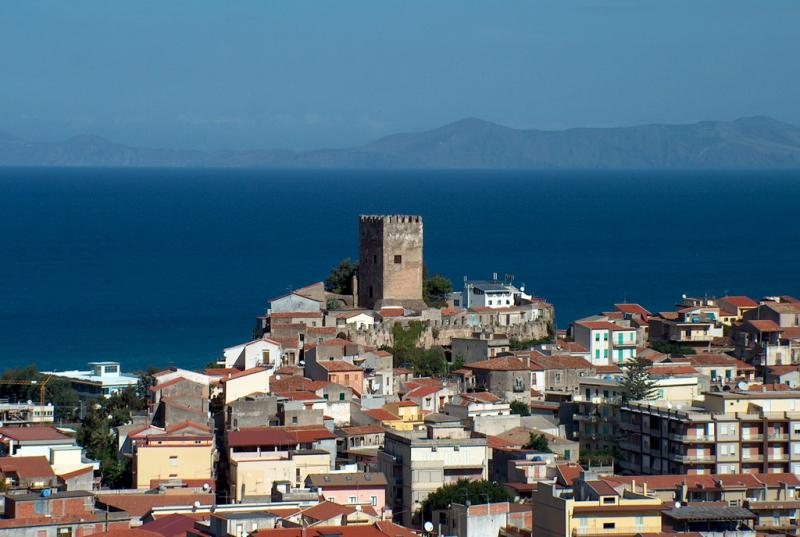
[
  {"x1": 394, "y1": 255, "x2": 402, "y2": 264},
  {"x1": 369, "y1": 286, "x2": 373, "y2": 298},
  {"x1": 373, "y1": 255, "x2": 377, "y2": 263}
]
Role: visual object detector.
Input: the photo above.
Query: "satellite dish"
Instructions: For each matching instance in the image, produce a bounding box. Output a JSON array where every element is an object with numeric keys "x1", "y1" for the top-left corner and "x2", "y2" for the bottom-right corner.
[
  {"x1": 737, "y1": 381, "x2": 748, "y2": 391},
  {"x1": 674, "y1": 501, "x2": 681, "y2": 509},
  {"x1": 424, "y1": 522, "x2": 434, "y2": 532},
  {"x1": 355, "y1": 505, "x2": 362, "y2": 512},
  {"x1": 193, "y1": 500, "x2": 201, "y2": 509}
]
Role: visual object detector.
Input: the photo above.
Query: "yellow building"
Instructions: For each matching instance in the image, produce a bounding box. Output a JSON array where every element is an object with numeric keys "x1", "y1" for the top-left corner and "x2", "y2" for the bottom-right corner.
[
  {"x1": 130, "y1": 421, "x2": 215, "y2": 489},
  {"x1": 229, "y1": 450, "x2": 329, "y2": 502},
  {"x1": 533, "y1": 476, "x2": 663, "y2": 537},
  {"x1": 383, "y1": 401, "x2": 423, "y2": 430}
]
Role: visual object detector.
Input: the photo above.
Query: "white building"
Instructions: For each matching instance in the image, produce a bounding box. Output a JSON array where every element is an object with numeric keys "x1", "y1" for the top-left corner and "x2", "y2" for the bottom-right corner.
[
  {"x1": 223, "y1": 338, "x2": 282, "y2": 370},
  {"x1": 464, "y1": 281, "x2": 515, "y2": 309},
  {"x1": 42, "y1": 362, "x2": 138, "y2": 398},
  {"x1": 573, "y1": 320, "x2": 637, "y2": 366},
  {"x1": 268, "y1": 292, "x2": 322, "y2": 315}
]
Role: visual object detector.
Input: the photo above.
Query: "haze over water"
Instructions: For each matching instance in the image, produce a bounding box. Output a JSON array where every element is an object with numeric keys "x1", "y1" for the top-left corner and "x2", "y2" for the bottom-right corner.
[{"x1": 2, "y1": 167, "x2": 799, "y2": 372}]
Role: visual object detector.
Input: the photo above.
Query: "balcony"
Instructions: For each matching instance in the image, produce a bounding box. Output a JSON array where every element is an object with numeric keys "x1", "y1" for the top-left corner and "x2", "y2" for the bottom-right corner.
[
  {"x1": 671, "y1": 453, "x2": 716, "y2": 463},
  {"x1": 619, "y1": 440, "x2": 641, "y2": 452},
  {"x1": 741, "y1": 454, "x2": 764, "y2": 462},
  {"x1": 574, "y1": 413, "x2": 599, "y2": 423},
  {"x1": 741, "y1": 434, "x2": 764, "y2": 442},
  {"x1": 612, "y1": 338, "x2": 637, "y2": 348},
  {"x1": 670, "y1": 433, "x2": 716, "y2": 443},
  {"x1": 767, "y1": 453, "x2": 789, "y2": 462},
  {"x1": 768, "y1": 433, "x2": 790, "y2": 442}
]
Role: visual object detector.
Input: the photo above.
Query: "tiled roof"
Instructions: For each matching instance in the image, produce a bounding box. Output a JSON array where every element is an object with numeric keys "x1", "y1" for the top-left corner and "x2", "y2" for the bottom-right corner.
[
  {"x1": 318, "y1": 360, "x2": 362, "y2": 372},
  {"x1": 227, "y1": 425, "x2": 335, "y2": 447},
  {"x1": 577, "y1": 321, "x2": 634, "y2": 331},
  {"x1": 529, "y1": 355, "x2": 593, "y2": 370},
  {"x1": 140, "y1": 514, "x2": 198, "y2": 537},
  {"x1": 685, "y1": 353, "x2": 738, "y2": 367},
  {"x1": 97, "y1": 493, "x2": 214, "y2": 517},
  {"x1": 0, "y1": 456, "x2": 55, "y2": 478},
  {"x1": 404, "y1": 385, "x2": 440, "y2": 398},
  {"x1": 648, "y1": 365, "x2": 699, "y2": 376},
  {"x1": 594, "y1": 365, "x2": 622, "y2": 374},
  {"x1": 614, "y1": 303, "x2": 652, "y2": 318},
  {"x1": 270, "y1": 311, "x2": 323, "y2": 319},
  {"x1": 320, "y1": 338, "x2": 352, "y2": 347},
  {"x1": 459, "y1": 391, "x2": 502, "y2": 403},
  {"x1": 554, "y1": 462, "x2": 582, "y2": 487},
  {"x1": 720, "y1": 296, "x2": 758, "y2": 308},
  {"x1": 441, "y1": 308, "x2": 465, "y2": 316},
  {"x1": 464, "y1": 356, "x2": 533, "y2": 371},
  {"x1": 0, "y1": 426, "x2": 72, "y2": 442},
  {"x1": 271, "y1": 376, "x2": 327, "y2": 392},
  {"x1": 336, "y1": 424, "x2": 386, "y2": 436},
  {"x1": 747, "y1": 319, "x2": 781, "y2": 332},
  {"x1": 364, "y1": 408, "x2": 400, "y2": 422},
  {"x1": 252, "y1": 522, "x2": 417, "y2": 537},
  {"x1": 218, "y1": 367, "x2": 267, "y2": 384}
]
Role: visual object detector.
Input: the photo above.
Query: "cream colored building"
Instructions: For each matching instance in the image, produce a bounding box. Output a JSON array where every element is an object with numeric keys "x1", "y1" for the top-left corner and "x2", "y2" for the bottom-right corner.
[
  {"x1": 533, "y1": 478, "x2": 663, "y2": 537},
  {"x1": 220, "y1": 367, "x2": 271, "y2": 404},
  {"x1": 228, "y1": 450, "x2": 330, "y2": 503},
  {"x1": 130, "y1": 422, "x2": 215, "y2": 489}
]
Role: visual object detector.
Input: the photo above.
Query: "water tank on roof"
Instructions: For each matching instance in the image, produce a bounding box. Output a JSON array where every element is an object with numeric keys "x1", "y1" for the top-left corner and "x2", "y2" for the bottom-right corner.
[{"x1": 41, "y1": 489, "x2": 52, "y2": 497}]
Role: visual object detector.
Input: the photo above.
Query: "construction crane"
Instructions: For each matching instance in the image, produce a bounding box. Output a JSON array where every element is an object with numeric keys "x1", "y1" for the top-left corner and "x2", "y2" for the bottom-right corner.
[{"x1": 0, "y1": 376, "x2": 53, "y2": 405}]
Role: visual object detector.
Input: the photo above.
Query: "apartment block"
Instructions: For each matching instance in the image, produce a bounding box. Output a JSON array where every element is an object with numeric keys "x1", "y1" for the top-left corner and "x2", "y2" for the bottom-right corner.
[{"x1": 619, "y1": 390, "x2": 800, "y2": 475}]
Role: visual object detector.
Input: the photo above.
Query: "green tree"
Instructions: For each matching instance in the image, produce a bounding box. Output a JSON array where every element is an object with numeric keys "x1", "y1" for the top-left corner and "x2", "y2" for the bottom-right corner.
[
  {"x1": 509, "y1": 400, "x2": 530, "y2": 416},
  {"x1": 650, "y1": 341, "x2": 695, "y2": 355},
  {"x1": 136, "y1": 367, "x2": 158, "y2": 401},
  {"x1": 325, "y1": 258, "x2": 358, "y2": 295},
  {"x1": 423, "y1": 274, "x2": 453, "y2": 307},
  {"x1": 449, "y1": 357, "x2": 465, "y2": 372},
  {"x1": 421, "y1": 479, "x2": 513, "y2": 520},
  {"x1": 509, "y1": 336, "x2": 551, "y2": 351},
  {"x1": 621, "y1": 356, "x2": 658, "y2": 402},
  {"x1": 524, "y1": 432, "x2": 552, "y2": 452}
]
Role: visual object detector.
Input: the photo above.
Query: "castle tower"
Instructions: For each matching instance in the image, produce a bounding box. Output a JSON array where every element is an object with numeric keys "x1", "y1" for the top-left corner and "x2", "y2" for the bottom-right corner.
[{"x1": 358, "y1": 215, "x2": 424, "y2": 310}]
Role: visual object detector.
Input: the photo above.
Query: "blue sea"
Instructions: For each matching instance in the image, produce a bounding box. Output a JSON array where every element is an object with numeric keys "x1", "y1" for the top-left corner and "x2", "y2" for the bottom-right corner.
[{"x1": 1, "y1": 167, "x2": 799, "y2": 372}]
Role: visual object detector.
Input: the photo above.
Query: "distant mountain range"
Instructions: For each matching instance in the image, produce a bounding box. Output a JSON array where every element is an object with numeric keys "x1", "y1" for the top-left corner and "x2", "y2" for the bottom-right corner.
[{"x1": 2, "y1": 116, "x2": 800, "y2": 169}]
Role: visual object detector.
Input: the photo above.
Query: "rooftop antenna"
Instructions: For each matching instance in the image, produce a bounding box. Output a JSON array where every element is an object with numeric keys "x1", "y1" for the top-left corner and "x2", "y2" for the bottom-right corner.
[{"x1": 492, "y1": 272, "x2": 498, "y2": 281}]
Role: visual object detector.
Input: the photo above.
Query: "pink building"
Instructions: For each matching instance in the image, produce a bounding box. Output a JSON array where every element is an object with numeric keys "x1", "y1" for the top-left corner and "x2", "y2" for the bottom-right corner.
[{"x1": 306, "y1": 472, "x2": 388, "y2": 511}]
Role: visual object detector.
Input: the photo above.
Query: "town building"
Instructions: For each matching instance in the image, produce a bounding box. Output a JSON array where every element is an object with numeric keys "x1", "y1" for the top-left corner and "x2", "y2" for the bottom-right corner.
[
  {"x1": 41, "y1": 361, "x2": 138, "y2": 397},
  {"x1": 619, "y1": 389, "x2": 800, "y2": 475},
  {"x1": 573, "y1": 320, "x2": 637, "y2": 366},
  {"x1": 378, "y1": 417, "x2": 488, "y2": 526},
  {"x1": 305, "y1": 472, "x2": 388, "y2": 509}
]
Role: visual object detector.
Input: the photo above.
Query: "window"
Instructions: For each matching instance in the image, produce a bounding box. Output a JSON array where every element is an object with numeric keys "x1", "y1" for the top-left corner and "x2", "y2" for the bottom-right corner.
[
  {"x1": 373, "y1": 255, "x2": 377, "y2": 264},
  {"x1": 394, "y1": 255, "x2": 402, "y2": 264},
  {"x1": 603, "y1": 332, "x2": 608, "y2": 341},
  {"x1": 349, "y1": 496, "x2": 357, "y2": 504},
  {"x1": 169, "y1": 455, "x2": 178, "y2": 467},
  {"x1": 602, "y1": 497, "x2": 615, "y2": 504},
  {"x1": 603, "y1": 522, "x2": 615, "y2": 529},
  {"x1": 595, "y1": 350, "x2": 600, "y2": 359},
  {"x1": 262, "y1": 350, "x2": 271, "y2": 364},
  {"x1": 57, "y1": 529, "x2": 73, "y2": 537},
  {"x1": 371, "y1": 496, "x2": 378, "y2": 506},
  {"x1": 339, "y1": 392, "x2": 345, "y2": 401},
  {"x1": 369, "y1": 286, "x2": 373, "y2": 298},
  {"x1": 595, "y1": 333, "x2": 600, "y2": 342},
  {"x1": 292, "y1": 416, "x2": 298, "y2": 424},
  {"x1": 635, "y1": 516, "x2": 644, "y2": 531}
]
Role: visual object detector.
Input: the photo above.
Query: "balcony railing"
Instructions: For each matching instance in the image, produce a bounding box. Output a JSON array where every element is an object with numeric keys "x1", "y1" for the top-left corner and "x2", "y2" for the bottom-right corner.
[
  {"x1": 671, "y1": 453, "x2": 716, "y2": 463},
  {"x1": 741, "y1": 434, "x2": 764, "y2": 442}
]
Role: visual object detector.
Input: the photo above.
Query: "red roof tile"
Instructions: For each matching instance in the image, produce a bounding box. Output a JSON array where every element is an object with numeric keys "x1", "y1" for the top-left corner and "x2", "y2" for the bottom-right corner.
[
  {"x1": 227, "y1": 425, "x2": 335, "y2": 447},
  {"x1": 318, "y1": 360, "x2": 362, "y2": 372},
  {"x1": 0, "y1": 426, "x2": 72, "y2": 442},
  {"x1": 97, "y1": 493, "x2": 214, "y2": 517},
  {"x1": 270, "y1": 311, "x2": 323, "y2": 319},
  {"x1": 464, "y1": 356, "x2": 533, "y2": 371},
  {"x1": 0, "y1": 456, "x2": 55, "y2": 478},
  {"x1": 747, "y1": 319, "x2": 781, "y2": 332},
  {"x1": 364, "y1": 408, "x2": 400, "y2": 421}
]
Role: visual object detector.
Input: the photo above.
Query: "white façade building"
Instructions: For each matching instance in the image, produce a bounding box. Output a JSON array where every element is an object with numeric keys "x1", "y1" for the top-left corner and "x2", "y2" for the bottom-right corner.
[
  {"x1": 42, "y1": 362, "x2": 139, "y2": 398},
  {"x1": 573, "y1": 320, "x2": 637, "y2": 366},
  {"x1": 222, "y1": 338, "x2": 282, "y2": 370}
]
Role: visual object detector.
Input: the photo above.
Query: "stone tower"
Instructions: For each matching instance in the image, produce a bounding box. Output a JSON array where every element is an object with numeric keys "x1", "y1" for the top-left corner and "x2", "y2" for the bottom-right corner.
[{"x1": 358, "y1": 215, "x2": 424, "y2": 310}]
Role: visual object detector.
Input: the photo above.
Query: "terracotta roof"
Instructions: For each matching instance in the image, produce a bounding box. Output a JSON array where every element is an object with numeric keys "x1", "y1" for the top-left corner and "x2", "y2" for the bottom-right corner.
[
  {"x1": 747, "y1": 319, "x2": 781, "y2": 332},
  {"x1": 318, "y1": 360, "x2": 362, "y2": 372},
  {"x1": 747, "y1": 383, "x2": 795, "y2": 392},
  {"x1": 218, "y1": 367, "x2": 267, "y2": 384},
  {"x1": 0, "y1": 456, "x2": 55, "y2": 478},
  {"x1": 459, "y1": 391, "x2": 502, "y2": 403},
  {"x1": 140, "y1": 514, "x2": 198, "y2": 537},
  {"x1": 554, "y1": 463, "x2": 582, "y2": 487},
  {"x1": 91, "y1": 530, "x2": 164, "y2": 537},
  {"x1": 299, "y1": 500, "x2": 357, "y2": 521},
  {"x1": 364, "y1": 408, "x2": 400, "y2": 421},
  {"x1": 404, "y1": 385, "x2": 440, "y2": 398},
  {"x1": 464, "y1": 356, "x2": 533, "y2": 371},
  {"x1": 614, "y1": 303, "x2": 652, "y2": 318},
  {"x1": 270, "y1": 311, "x2": 323, "y2": 319},
  {"x1": 648, "y1": 365, "x2": 699, "y2": 376},
  {"x1": 720, "y1": 296, "x2": 758, "y2": 308},
  {"x1": 441, "y1": 308, "x2": 465, "y2": 316},
  {"x1": 485, "y1": 434, "x2": 515, "y2": 449},
  {"x1": 203, "y1": 367, "x2": 240, "y2": 378},
  {"x1": 393, "y1": 367, "x2": 412, "y2": 375},
  {"x1": 275, "y1": 366, "x2": 304, "y2": 376},
  {"x1": 391, "y1": 400, "x2": 419, "y2": 407},
  {"x1": 0, "y1": 426, "x2": 72, "y2": 442},
  {"x1": 337, "y1": 424, "x2": 386, "y2": 436},
  {"x1": 58, "y1": 465, "x2": 94, "y2": 479},
  {"x1": 529, "y1": 355, "x2": 593, "y2": 370},
  {"x1": 271, "y1": 376, "x2": 327, "y2": 392},
  {"x1": 685, "y1": 353, "x2": 738, "y2": 367},
  {"x1": 307, "y1": 327, "x2": 337, "y2": 335},
  {"x1": 594, "y1": 365, "x2": 622, "y2": 374},
  {"x1": 274, "y1": 390, "x2": 322, "y2": 401},
  {"x1": 149, "y1": 376, "x2": 193, "y2": 392},
  {"x1": 369, "y1": 350, "x2": 392, "y2": 357},
  {"x1": 252, "y1": 522, "x2": 417, "y2": 537},
  {"x1": 227, "y1": 425, "x2": 335, "y2": 447},
  {"x1": 378, "y1": 307, "x2": 405, "y2": 318},
  {"x1": 556, "y1": 340, "x2": 588, "y2": 353},
  {"x1": 97, "y1": 493, "x2": 214, "y2": 517},
  {"x1": 767, "y1": 364, "x2": 800, "y2": 376},
  {"x1": 320, "y1": 338, "x2": 352, "y2": 347}
]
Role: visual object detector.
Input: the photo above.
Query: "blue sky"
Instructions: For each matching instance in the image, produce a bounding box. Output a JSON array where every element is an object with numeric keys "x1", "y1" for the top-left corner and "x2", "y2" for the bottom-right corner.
[{"x1": 1, "y1": 1, "x2": 798, "y2": 150}]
